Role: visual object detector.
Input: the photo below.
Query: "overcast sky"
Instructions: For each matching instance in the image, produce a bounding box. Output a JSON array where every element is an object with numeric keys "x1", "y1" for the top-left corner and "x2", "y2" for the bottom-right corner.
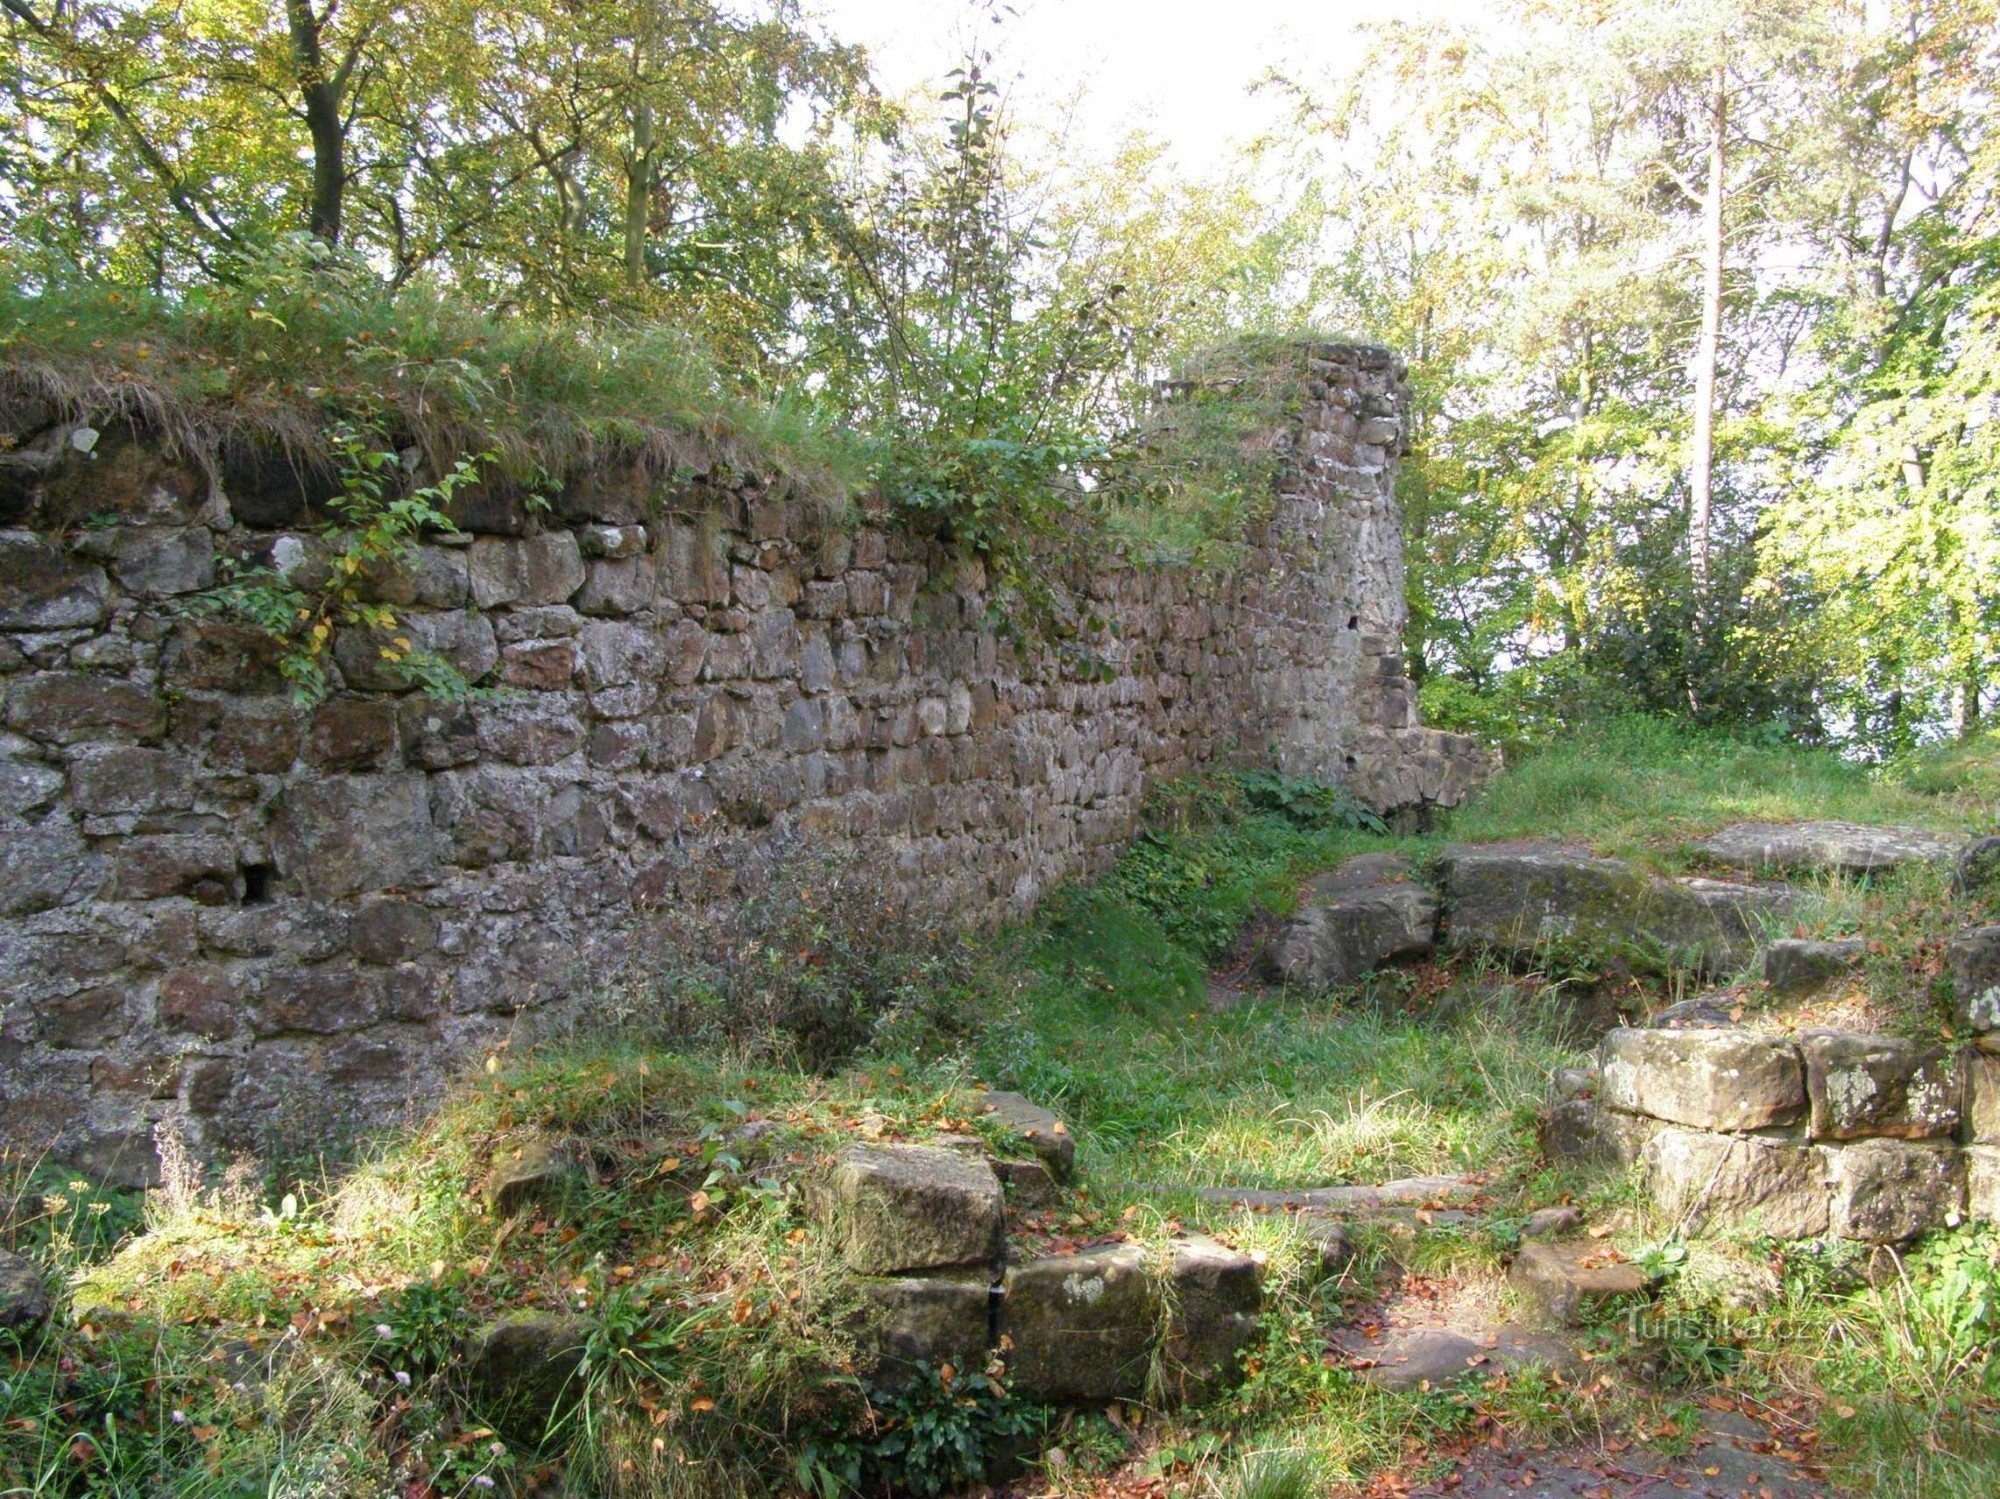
[{"x1": 809, "y1": 0, "x2": 1487, "y2": 172}]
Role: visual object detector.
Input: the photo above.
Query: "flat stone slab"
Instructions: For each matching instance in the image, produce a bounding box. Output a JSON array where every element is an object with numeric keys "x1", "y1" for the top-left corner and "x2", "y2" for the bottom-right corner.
[
  {"x1": 975, "y1": 1090, "x2": 1075, "y2": 1181},
  {"x1": 1691, "y1": 820, "x2": 1962, "y2": 876},
  {"x1": 1191, "y1": 1174, "x2": 1480, "y2": 1213},
  {"x1": 1510, "y1": 1240, "x2": 1659, "y2": 1324},
  {"x1": 1600, "y1": 1027, "x2": 1805, "y2": 1131},
  {"x1": 1337, "y1": 1322, "x2": 1581, "y2": 1392},
  {"x1": 1404, "y1": 1412, "x2": 1827, "y2": 1497}
]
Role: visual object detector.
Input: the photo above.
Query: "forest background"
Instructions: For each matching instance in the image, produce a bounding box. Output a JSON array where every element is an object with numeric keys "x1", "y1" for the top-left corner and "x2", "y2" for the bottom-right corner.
[{"x1": 4, "y1": 0, "x2": 1998, "y2": 759}]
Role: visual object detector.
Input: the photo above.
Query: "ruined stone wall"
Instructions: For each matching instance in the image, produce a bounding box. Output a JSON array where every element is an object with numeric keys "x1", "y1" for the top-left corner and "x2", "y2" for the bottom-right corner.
[{"x1": 0, "y1": 342, "x2": 1484, "y2": 1183}]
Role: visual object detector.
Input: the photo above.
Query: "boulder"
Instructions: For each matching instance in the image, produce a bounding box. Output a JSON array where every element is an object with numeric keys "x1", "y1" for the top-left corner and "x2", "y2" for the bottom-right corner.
[
  {"x1": 975, "y1": 1091, "x2": 1075, "y2": 1181},
  {"x1": 1956, "y1": 836, "x2": 2000, "y2": 893},
  {"x1": 1798, "y1": 1031, "x2": 1958, "y2": 1141},
  {"x1": 854, "y1": 1272, "x2": 994, "y2": 1389},
  {"x1": 0, "y1": 1250, "x2": 51, "y2": 1334},
  {"x1": 485, "y1": 1137, "x2": 591, "y2": 1218},
  {"x1": 1824, "y1": 1139, "x2": 1965, "y2": 1243},
  {"x1": 1691, "y1": 821, "x2": 1962, "y2": 877},
  {"x1": 1649, "y1": 994, "x2": 1742, "y2": 1030},
  {"x1": 1599, "y1": 1027, "x2": 1806, "y2": 1131},
  {"x1": 1262, "y1": 855, "x2": 1437, "y2": 988},
  {"x1": 1764, "y1": 938, "x2": 1864, "y2": 993},
  {"x1": 1509, "y1": 1241, "x2": 1657, "y2": 1324},
  {"x1": 1297, "y1": 1219, "x2": 1354, "y2": 1277},
  {"x1": 1439, "y1": 845, "x2": 1779, "y2": 972},
  {"x1": 1641, "y1": 1128, "x2": 1829, "y2": 1239},
  {"x1": 1948, "y1": 926, "x2": 2000, "y2": 1034},
  {"x1": 999, "y1": 1242, "x2": 1156, "y2": 1404},
  {"x1": 825, "y1": 1144, "x2": 1004, "y2": 1276},
  {"x1": 1161, "y1": 1235, "x2": 1261, "y2": 1404},
  {"x1": 1521, "y1": 1206, "x2": 1583, "y2": 1241},
  {"x1": 462, "y1": 1312, "x2": 590, "y2": 1440}
]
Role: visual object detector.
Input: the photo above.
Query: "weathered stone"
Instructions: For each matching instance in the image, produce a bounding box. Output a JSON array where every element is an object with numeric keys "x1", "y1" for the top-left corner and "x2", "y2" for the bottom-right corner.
[
  {"x1": 1599, "y1": 1027, "x2": 1806, "y2": 1131},
  {"x1": 1650, "y1": 994, "x2": 1742, "y2": 1030},
  {"x1": 1263, "y1": 865, "x2": 1436, "y2": 989},
  {"x1": 1965, "y1": 1051, "x2": 2000, "y2": 1143},
  {"x1": 1799, "y1": 1030, "x2": 1958, "y2": 1141},
  {"x1": 113, "y1": 526, "x2": 214, "y2": 596},
  {"x1": 993, "y1": 1157, "x2": 1060, "y2": 1208},
  {"x1": 462, "y1": 1312, "x2": 589, "y2": 1440},
  {"x1": 1824, "y1": 1139, "x2": 1965, "y2": 1243},
  {"x1": 1000, "y1": 1243, "x2": 1157, "y2": 1404},
  {"x1": 486, "y1": 1137, "x2": 591, "y2": 1218},
  {"x1": 1641, "y1": 1128, "x2": 1829, "y2": 1239},
  {"x1": 165, "y1": 621, "x2": 290, "y2": 694},
  {"x1": 1298, "y1": 1218, "x2": 1354, "y2": 1276},
  {"x1": 0, "y1": 1250, "x2": 52, "y2": 1333},
  {"x1": 309, "y1": 699, "x2": 399, "y2": 771},
  {"x1": 109, "y1": 834, "x2": 238, "y2": 903},
  {"x1": 1691, "y1": 820, "x2": 1962, "y2": 876},
  {"x1": 1162, "y1": 1234, "x2": 1261, "y2": 1403},
  {"x1": 157, "y1": 968, "x2": 238, "y2": 1038},
  {"x1": 0, "y1": 532, "x2": 108, "y2": 630},
  {"x1": 975, "y1": 1090, "x2": 1075, "y2": 1181},
  {"x1": 219, "y1": 439, "x2": 339, "y2": 527},
  {"x1": 467, "y1": 533, "x2": 585, "y2": 608},
  {"x1": 1956, "y1": 836, "x2": 2000, "y2": 893},
  {"x1": 825, "y1": 1144, "x2": 1004, "y2": 1275},
  {"x1": 271, "y1": 774, "x2": 436, "y2": 898},
  {"x1": 0, "y1": 818, "x2": 102, "y2": 915},
  {"x1": 1521, "y1": 1206, "x2": 1583, "y2": 1241},
  {"x1": 1948, "y1": 926, "x2": 2000, "y2": 1033},
  {"x1": 1966, "y1": 1145, "x2": 2000, "y2": 1224},
  {"x1": 351, "y1": 898, "x2": 437, "y2": 965},
  {"x1": 36, "y1": 985, "x2": 126, "y2": 1047},
  {"x1": 1341, "y1": 1324, "x2": 1579, "y2": 1392},
  {"x1": 854, "y1": 1272, "x2": 993, "y2": 1388},
  {"x1": 0, "y1": 756, "x2": 64, "y2": 818},
  {"x1": 577, "y1": 556, "x2": 655, "y2": 616},
  {"x1": 68, "y1": 746, "x2": 192, "y2": 817},
  {"x1": 7, "y1": 674, "x2": 164, "y2": 744},
  {"x1": 1510, "y1": 1240, "x2": 1657, "y2": 1324},
  {"x1": 1764, "y1": 938, "x2": 1864, "y2": 993}
]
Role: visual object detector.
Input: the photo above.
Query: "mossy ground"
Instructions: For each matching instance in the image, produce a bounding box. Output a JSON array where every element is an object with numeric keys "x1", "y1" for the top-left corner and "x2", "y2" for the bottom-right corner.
[{"x1": 4, "y1": 715, "x2": 1999, "y2": 1496}]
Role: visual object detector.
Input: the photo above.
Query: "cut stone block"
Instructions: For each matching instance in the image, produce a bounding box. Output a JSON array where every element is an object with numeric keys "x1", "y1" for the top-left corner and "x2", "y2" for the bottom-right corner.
[
  {"x1": 1966, "y1": 1146, "x2": 2000, "y2": 1224},
  {"x1": 1161, "y1": 1235, "x2": 1261, "y2": 1404},
  {"x1": 1948, "y1": 926, "x2": 2000, "y2": 1034},
  {"x1": 1262, "y1": 855, "x2": 1437, "y2": 988},
  {"x1": 976, "y1": 1090, "x2": 1075, "y2": 1181},
  {"x1": 1000, "y1": 1242, "x2": 1157, "y2": 1404},
  {"x1": 1825, "y1": 1139, "x2": 1966, "y2": 1243},
  {"x1": 1521, "y1": 1206, "x2": 1583, "y2": 1241},
  {"x1": 1764, "y1": 938, "x2": 1864, "y2": 993},
  {"x1": 485, "y1": 1136, "x2": 591, "y2": 1218},
  {"x1": 463, "y1": 1312, "x2": 589, "y2": 1441},
  {"x1": 1510, "y1": 1240, "x2": 1658, "y2": 1324},
  {"x1": 1641, "y1": 1128, "x2": 1829, "y2": 1239},
  {"x1": 826, "y1": 1144, "x2": 1004, "y2": 1275},
  {"x1": 1691, "y1": 821, "x2": 1962, "y2": 876},
  {"x1": 1799, "y1": 1030, "x2": 1958, "y2": 1141},
  {"x1": 1599, "y1": 1027, "x2": 1805, "y2": 1131},
  {"x1": 993, "y1": 1156, "x2": 1060, "y2": 1208},
  {"x1": 1966, "y1": 1052, "x2": 2000, "y2": 1144},
  {"x1": 854, "y1": 1272, "x2": 994, "y2": 1389},
  {"x1": 1341, "y1": 1324, "x2": 1581, "y2": 1392}
]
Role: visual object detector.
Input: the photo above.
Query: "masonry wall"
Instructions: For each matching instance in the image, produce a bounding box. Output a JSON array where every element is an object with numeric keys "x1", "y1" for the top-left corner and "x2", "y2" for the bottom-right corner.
[{"x1": 0, "y1": 342, "x2": 1487, "y2": 1183}]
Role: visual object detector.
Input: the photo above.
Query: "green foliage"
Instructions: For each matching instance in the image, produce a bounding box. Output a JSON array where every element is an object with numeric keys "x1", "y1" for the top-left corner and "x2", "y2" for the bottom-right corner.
[
  {"x1": 810, "y1": 1364, "x2": 1045, "y2": 1499},
  {"x1": 368, "y1": 1275, "x2": 470, "y2": 1376},
  {"x1": 191, "y1": 421, "x2": 482, "y2": 702}
]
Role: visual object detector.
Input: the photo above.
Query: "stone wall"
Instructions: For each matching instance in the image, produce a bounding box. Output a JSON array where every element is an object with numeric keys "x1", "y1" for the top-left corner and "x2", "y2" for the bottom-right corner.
[
  {"x1": 1560, "y1": 1026, "x2": 2000, "y2": 1243},
  {"x1": 0, "y1": 342, "x2": 1487, "y2": 1184}
]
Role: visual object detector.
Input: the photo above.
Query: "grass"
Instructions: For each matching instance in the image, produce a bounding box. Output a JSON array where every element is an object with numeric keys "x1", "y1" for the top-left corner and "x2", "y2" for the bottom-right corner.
[
  {"x1": 4, "y1": 716, "x2": 1999, "y2": 1495},
  {"x1": 0, "y1": 243, "x2": 865, "y2": 513}
]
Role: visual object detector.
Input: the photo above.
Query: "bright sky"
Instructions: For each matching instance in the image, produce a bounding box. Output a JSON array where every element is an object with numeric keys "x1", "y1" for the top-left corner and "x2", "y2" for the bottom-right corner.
[{"x1": 810, "y1": 0, "x2": 1487, "y2": 173}]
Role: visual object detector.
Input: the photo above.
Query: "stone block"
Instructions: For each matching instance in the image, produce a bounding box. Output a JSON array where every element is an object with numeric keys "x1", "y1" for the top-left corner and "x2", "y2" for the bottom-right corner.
[
  {"x1": 1263, "y1": 864, "x2": 1436, "y2": 988},
  {"x1": 462, "y1": 1312, "x2": 589, "y2": 1442},
  {"x1": 1000, "y1": 1243, "x2": 1157, "y2": 1404},
  {"x1": 1162, "y1": 1235, "x2": 1260, "y2": 1404},
  {"x1": 577, "y1": 556, "x2": 655, "y2": 616},
  {"x1": 1764, "y1": 938, "x2": 1864, "y2": 992},
  {"x1": 309, "y1": 698, "x2": 399, "y2": 771},
  {"x1": 485, "y1": 1137, "x2": 591, "y2": 1218},
  {"x1": 0, "y1": 818, "x2": 102, "y2": 915},
  {"x1": 467, "y1": 533, "x2": 585, "y2": 608},
  {"x1": 975, "y1": 1090, "x2": 1075, "y2": 1181},
  {"x1": 352, "y1": 898, "x2": 438, "y2": 965},
  {"x1": 0, "y1": 532, "x2": 107, "y2": 630},
  {"x1": 1966, "y1": 1051, "x2": 2000, "y2": 1144},
  {"x1": 36, "y1": 985, "x2": 127, "y2": 1047},
  {"x1": 1599, "y1": 1027, "x2": 1805, "y2": 1131},
  {"x1": 824, "y1": 1144, "x2": 1004, "y2": 1275},
  {"x1": 0, "y1": 756, "x2": 63, "y2": 818},
  {"x1": 1641, "y1": 1128, "x2": 1829, "y2": 1239},
  {"x1": 7, "y1": 673, "x2": 164, "y2": 744},
  {"x1": 1825, "y1": 1139, "x2": 1965, "y2": 1243},
  {"x1": 271, "y1": 773, "x2": 437, "y2": 898},
  {"x1": 157, "y1": 967, "x2": 238, "y2": 1038},
  {"x1": 1799, "y1": 1030, "x2": 1958, "y2": 1141},
  {"x1": 113, "y1": 526, "x2": 214, "y2": 596},
  {"x1": 1967, "y1": 1145, "x2": 2000, "y2": 1224},
  {"x1": 854, "y1": 1272, "x2": 993, "y2": 1388},
  {"x1": 255, "y1": 964, "x2": 387, "y2": 1034},
  {"x1": 67, "y1": 746, "x2": 191, "y2": 816},
  {"x1": 1691, "y1": 820, "x2": 1961, "y2": 876},
  {"x1": 109, "y1": 834, "x2": 238, "y2": 903},
  {"x1": 1510, "y1": 1240, "x2": 1658, "y2": 1324},
  {"x1": 1948, "y1": 926, "x2": 2000, "y2": 1033}
]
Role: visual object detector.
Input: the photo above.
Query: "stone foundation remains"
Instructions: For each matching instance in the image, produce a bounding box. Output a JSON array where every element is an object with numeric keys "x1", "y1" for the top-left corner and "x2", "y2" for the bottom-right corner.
[{"x1": 0, "y1": 342, "x2": 1489, "y2": 1182}]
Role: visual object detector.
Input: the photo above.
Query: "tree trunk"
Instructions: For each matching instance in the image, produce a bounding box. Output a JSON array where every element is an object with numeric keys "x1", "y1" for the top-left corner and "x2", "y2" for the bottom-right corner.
[
  {"x1": 624, "y1": 101, "x2": 655, "y2": 290},
  {"x1": 1689, "y1": 66, "x2": 1726, "y2": 618},
  {"x1": 286, "y1": 0, "x2": 345, "y2": 245}
]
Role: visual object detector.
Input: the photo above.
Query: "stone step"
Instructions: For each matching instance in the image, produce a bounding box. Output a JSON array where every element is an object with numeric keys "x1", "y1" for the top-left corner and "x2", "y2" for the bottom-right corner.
[
  {"x1": 1691, "y1": 820, "x2": 1962, "y2": 877},
  {"x1": 1186, "y1": 1173, "x2": 1483, "y2": 1214},
  {"x1": 1509, "y1": 1239, "x2": 1660, "y2": 1324},
  {"x1": 1334, "y1": 1321, "x2": 1581, "y2": 1392}
]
